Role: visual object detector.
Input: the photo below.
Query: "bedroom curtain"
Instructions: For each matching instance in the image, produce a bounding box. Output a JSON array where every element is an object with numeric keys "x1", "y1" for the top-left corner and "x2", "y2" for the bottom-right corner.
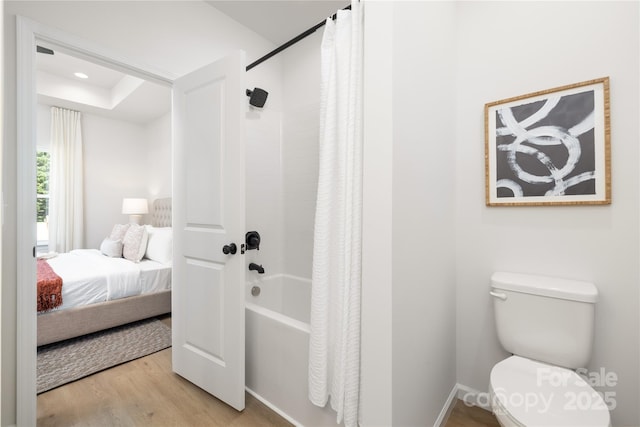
[
  {"x1": 48, "y1": 107, "x2": 84, "y2": 253},
  {"x1": 308, "y1": 2, "x2": 363, "y2": 426}
]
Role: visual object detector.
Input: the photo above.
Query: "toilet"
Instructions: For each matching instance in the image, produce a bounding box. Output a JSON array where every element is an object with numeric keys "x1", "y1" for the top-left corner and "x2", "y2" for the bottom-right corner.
[{"x1": 489, "y1": 272, "x2": 611, "y2": 427}]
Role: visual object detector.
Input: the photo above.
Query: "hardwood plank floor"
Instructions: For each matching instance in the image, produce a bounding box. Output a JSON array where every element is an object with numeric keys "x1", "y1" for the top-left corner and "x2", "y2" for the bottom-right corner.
[
  {"x1": 445, "y1": 399, "x2": 501, "y2": 427},
  {"x1": 38, "y1": 316, "x2": 499, "y2": 427},
  {"x1": 37, "y1": 316, "x2": 293, "y2": 427}
]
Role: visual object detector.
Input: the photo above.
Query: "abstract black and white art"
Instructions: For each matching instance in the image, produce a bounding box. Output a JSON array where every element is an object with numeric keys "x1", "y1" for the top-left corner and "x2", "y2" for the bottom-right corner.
[{"x1": 485, "y1": 78, "x2": 610, "y2": 206}]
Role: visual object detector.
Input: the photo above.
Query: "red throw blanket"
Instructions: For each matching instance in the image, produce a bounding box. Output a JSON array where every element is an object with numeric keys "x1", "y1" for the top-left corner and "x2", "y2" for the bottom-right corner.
[{"x1": 37, "y1": 259, "x2": 63, "y2": 312}]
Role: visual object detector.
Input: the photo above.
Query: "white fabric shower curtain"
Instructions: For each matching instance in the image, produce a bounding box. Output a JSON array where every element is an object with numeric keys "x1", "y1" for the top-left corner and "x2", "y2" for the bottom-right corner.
[
  {"x1": 309, "y1": 2, "x2": 363, "y2": 426},
  {"x1": 48, "y1": 107, "x2": 84, "y2": 253}
]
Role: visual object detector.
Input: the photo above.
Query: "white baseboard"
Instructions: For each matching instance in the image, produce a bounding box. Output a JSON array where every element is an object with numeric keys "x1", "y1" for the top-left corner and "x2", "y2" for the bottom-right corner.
[
  {"x1": 435, "y1": 383, "x2": 495, "y2": 426},
  {"x1": 245, "y1": 387, "x2": 303, "y2": 427},
  {"x1": 434, "y1": 384, "x2": 459, "y2": 427},
  {"x1": 456, "y1": 383, "x2": 492, "y2": 411},
  {"x1": 248, "y1": 382, "x2": 493, "y2": 427}
]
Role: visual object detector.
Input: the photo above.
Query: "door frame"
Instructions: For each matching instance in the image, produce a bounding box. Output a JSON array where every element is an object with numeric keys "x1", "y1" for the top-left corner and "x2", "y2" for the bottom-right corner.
[{"x1": 16, "y1": 16, "x2": 176, "y2": 425}]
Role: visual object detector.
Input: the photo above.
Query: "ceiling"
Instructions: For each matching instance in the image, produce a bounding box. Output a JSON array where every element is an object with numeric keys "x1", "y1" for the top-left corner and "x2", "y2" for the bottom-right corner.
[
  {"x1": 36, "y1": 49, "x2": 171, "y2": 124},
  {"x1": 35, "y1": 1, "x2": 348, "y2": 124},
  {"x1": 207, "y1": 1, "x2": 349, "y2": 45}
]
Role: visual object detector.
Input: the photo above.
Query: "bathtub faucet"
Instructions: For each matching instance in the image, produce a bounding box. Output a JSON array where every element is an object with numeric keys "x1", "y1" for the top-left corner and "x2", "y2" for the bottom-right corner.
[{"x1": 248, "y1": 263, "x2": 265, "y2": 274}]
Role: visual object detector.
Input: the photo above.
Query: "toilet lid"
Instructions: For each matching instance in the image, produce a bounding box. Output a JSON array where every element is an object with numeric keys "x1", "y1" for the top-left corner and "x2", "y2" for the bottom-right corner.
[{"x1": 490, "y1": 356, "x2": 610, "y2": 427}]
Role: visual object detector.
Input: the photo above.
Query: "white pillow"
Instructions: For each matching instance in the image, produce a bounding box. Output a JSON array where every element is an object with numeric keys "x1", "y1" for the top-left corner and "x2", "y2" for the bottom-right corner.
[
  {"x1": 109, "y1": 223, "x2": 131, "y2": 241},
  {"x1": 122, "y1": 224, "x2": 149, "y2": 263},
  {"x1": 100, "y1": 238, "x2": 123, "y2": 258},
  {"x1": 144, "y1": 226, "x2": 173, "y2": 264}
]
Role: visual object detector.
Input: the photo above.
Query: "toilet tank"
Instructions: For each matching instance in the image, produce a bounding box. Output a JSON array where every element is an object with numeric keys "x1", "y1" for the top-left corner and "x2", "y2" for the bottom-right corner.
[{"x1": 491, "y1": 272, "x2": 598, "y2": 369}]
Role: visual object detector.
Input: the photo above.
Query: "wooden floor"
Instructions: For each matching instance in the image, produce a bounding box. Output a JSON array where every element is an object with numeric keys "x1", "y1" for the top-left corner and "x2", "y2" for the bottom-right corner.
[
  {"x1": 445, "y1": 399, "x2": 501, "y2": 427},
  {"x1": 37, "y1": 316, "x2": 293, "y2": 427},
  {"x1": 38, "y1": 316, "x2": 499, "y2": 427}
]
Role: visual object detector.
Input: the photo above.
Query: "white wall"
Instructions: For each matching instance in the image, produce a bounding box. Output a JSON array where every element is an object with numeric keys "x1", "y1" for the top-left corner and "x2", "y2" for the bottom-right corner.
[
  {"x1": 36, "y1": 103, "x2": 51, "y2": 151},
  {"x1": 454, "y1": 2, "x2": 639, "y2": 426},
  {"x1": 391, "y1": 2, "x2": 457, "y2": 425},
  {"x1": 361, "y1": 2, "x2": 393, "y2": 424},
  {"x1": 281, "y1": 31, "x2": 322, "y2": 280},
  {"x1": 363, "y1": 2, "x2": 639, "y2": 426},
  {"x1": 2, "y1": 2, "x2": 281, "y2": 424},
  {"x1": 37, "y1": 103, "x2": 169, "y2": 250},
  {"x1": 245, "y1": 108, "x2": 284, "y2": 278},
  {"x1": 244, "y1": 28, "x2": 323, "y2": 283},
  {"x1": 82, "y1": 112, "x2": 151, "y2": 248},
  {"x1": 146, "y1": 112, "x2": 172, "y2": 201}
]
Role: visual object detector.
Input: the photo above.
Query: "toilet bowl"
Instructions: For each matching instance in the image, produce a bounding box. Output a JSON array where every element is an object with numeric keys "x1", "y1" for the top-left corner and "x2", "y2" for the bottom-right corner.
[
  {"x1": 489, "y1": 272, "x2": 611, "y2": 427},
  {"x1": 489, "y1": 356, "x2": 610, "y2": 427}
]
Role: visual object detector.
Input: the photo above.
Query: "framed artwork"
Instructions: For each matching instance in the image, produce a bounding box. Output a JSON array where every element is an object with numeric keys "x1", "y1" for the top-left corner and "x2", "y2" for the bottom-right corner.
[{"x1": 485, "y1": 77, "x2": 610, "y2": 206}]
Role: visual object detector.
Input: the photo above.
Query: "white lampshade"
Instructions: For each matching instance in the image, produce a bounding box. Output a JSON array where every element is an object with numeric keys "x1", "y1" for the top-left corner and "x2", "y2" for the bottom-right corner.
[
  {"x1": 122, "y1": 198, "x2": 148, "y2": 224},
  {"x1": 122, "y1": 198, "x2": 149, "y2": 215}
]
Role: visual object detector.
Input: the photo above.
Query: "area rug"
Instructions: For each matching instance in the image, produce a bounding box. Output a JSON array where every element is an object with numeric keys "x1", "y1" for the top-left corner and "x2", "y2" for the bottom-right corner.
[{"x1": 37, "y1": 318, "x2": 171, "y2": 394}]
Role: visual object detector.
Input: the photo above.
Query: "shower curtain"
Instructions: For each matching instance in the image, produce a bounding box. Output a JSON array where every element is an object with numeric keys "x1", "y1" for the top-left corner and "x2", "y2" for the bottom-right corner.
[
  {"x1": 49, "y1": 107, "x2": 84, "y2": 253},
  {"x1": 308, "y1": 2, "x2": 363, "y2": 426}
]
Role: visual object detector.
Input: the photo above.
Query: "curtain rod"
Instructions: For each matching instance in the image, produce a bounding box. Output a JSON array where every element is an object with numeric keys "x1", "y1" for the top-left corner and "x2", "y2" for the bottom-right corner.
[{"x1": 246, "y1": 4, "x2": 352, "y2": 71}]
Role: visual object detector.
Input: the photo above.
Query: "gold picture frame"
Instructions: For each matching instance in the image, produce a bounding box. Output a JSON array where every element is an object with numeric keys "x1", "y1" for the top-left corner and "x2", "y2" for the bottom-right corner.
[{"x1": 485, "y1": 77, "x2": 610, "y2": 206}]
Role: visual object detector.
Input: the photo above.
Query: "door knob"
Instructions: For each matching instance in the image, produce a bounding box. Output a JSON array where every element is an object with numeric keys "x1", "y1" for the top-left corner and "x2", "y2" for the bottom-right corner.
[{"x1": 222, "y1": 243, "x2": 237, "y2": 255}]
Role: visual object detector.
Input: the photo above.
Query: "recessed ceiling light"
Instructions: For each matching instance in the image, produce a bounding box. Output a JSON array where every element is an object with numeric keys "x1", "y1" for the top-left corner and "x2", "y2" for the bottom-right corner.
[{"x1": 74, "y1": 72, "x2": 88, "y2": 79}]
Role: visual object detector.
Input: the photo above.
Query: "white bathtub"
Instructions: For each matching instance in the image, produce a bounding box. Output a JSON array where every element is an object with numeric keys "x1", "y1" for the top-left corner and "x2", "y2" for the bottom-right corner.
[{"x1": 245, "y1": 274, "x2": 337, "y2": 426}]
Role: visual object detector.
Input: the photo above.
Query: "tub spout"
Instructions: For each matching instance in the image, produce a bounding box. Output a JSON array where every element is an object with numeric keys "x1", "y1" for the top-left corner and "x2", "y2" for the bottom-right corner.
[{"x1": 249, "y1": 263, "x2": 265, "y2": 274}]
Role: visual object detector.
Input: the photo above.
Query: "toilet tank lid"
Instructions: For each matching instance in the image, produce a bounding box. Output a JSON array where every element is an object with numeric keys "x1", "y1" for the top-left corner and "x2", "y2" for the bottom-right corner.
[{"x1": 491, "y1": 272, "x2": 598, "y2": 303}]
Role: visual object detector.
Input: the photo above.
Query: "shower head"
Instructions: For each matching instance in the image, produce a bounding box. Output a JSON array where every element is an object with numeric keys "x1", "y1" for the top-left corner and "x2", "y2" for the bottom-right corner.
[{"x1": 246, "y1": 87, "x2": 268, "y2": 108}]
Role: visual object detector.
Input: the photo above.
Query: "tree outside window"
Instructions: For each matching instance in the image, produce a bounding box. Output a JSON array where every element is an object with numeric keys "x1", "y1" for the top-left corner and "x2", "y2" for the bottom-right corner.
[{"x1": 37, "y1": 151, "x2": 50, "y2": 244}]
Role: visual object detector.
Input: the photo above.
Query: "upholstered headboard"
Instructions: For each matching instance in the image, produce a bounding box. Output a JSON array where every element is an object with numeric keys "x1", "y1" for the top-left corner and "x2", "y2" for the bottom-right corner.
[{"x1": 152, "y1": 198, "x2": 172, "y2": 227}]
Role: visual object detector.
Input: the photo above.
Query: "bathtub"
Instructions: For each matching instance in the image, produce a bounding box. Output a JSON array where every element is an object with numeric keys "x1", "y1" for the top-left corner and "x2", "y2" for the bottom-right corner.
[{"x1": 245, "y1": 274, "x2": 337, "y2": 426}]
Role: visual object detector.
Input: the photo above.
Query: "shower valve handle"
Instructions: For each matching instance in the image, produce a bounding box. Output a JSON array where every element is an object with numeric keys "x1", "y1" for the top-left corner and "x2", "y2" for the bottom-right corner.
[{"x1": 222, "y1": 243, "x2": 237, "y2": 255}]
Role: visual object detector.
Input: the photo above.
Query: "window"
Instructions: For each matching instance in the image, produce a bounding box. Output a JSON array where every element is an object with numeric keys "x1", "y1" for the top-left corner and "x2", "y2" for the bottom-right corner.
[{"x1": 37, "y1": 150, "x2": 50, "y2": 246}]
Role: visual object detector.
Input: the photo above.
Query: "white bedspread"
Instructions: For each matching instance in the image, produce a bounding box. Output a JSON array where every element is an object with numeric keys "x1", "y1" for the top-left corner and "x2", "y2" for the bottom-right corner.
[{"x1": 46, "y1": 249, "x2": 169, "y2": 310}]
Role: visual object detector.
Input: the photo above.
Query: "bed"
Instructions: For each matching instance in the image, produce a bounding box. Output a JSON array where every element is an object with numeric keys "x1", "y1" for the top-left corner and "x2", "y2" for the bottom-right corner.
[{"x1": 37, "y1": 198, "x2": 172, "y2": 347}]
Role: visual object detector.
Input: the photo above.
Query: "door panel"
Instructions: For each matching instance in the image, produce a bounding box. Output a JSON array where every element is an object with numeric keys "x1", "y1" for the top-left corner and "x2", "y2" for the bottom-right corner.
[
  {"x1": 185, "y1": 79, "x2": 223, "y2": 225},
  {"x1": 172, "y1": 50, "x2": 246, "y2": 411},
  {"x1": 184, "y1": 260, "x2": 224, "y2": 361}
]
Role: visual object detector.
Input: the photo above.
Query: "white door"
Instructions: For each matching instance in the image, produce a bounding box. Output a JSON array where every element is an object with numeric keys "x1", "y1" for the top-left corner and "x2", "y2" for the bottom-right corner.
[{"x1": 172, "y1": 51, "x2": 246, "y2": 411}]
